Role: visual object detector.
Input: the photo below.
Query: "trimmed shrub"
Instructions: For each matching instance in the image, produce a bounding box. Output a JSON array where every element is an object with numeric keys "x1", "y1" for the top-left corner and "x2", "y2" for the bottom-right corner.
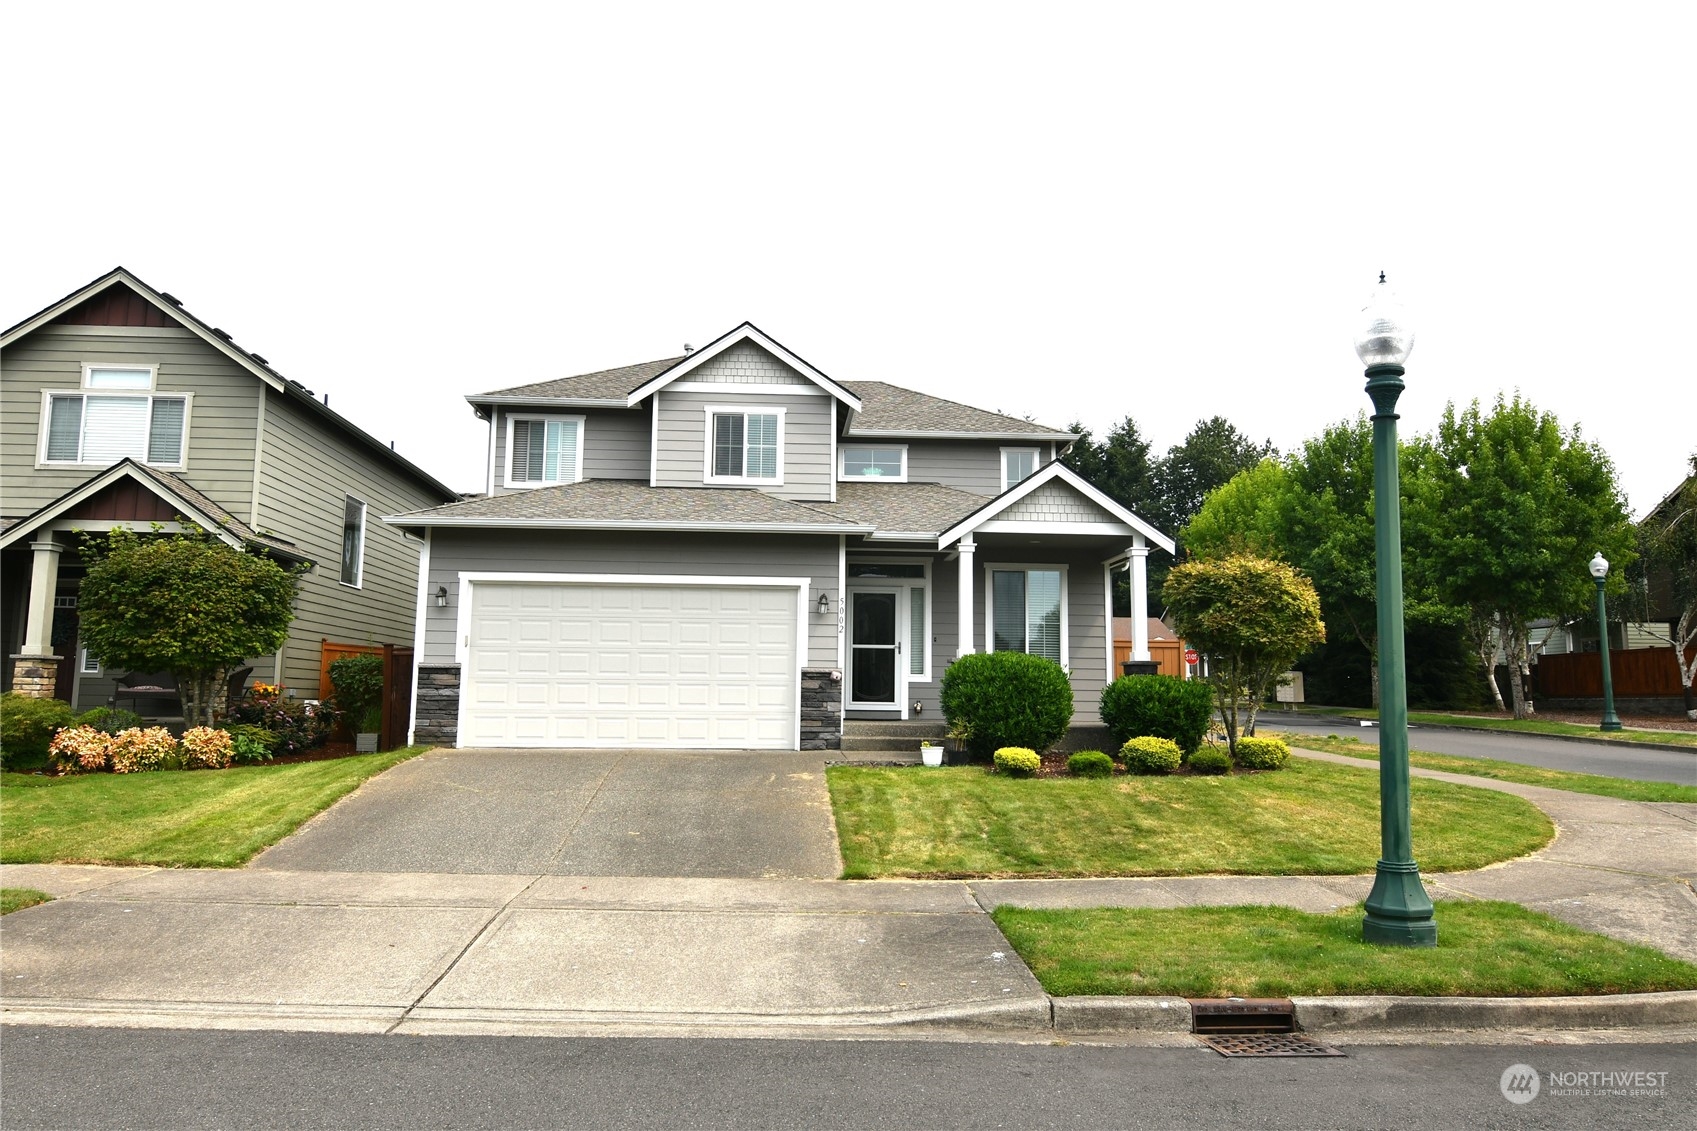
[
  {"x1": 49, "y1": 725, "x2": 113, "y2": 774},
  {"x1": 74, "y1": 706, "x2": 146, "y2": 735},
  {"x1": 1098, "y1": 675, "x2": 1215, "y2": 755},
  {"x1": 993, "y1": 746, "x2": 1042, "y2": 776},
  {"x1": 1233, "y1": 735, "x2": 1290, "y2": 770},
  {"x1": 1067, "y1": 750, "x2": 1114, "y2": 779},
  {"x1": 940, "y1": 652, "x2": 1074, "y2": 758},
  {"x1": 220, "y1": 723, "x2": 281, "y2": 764},
  {"x1": 180, "y1": 726, "x2": 234, "y2": 770},
  {"x1": 1188, "y1": 746, "x2": 1233, "y2": 775},
  {"x1": 328, "y1": 653, "x2": 385, "y2": 734},
  {"x1": 1120, "y1": 736, "x2": 1183, "y2": 775},
  {"x1": 1, "y1": 693, "x2": 76, "y2": 770},
  {"x1": 108, "y1": 727, "x2": 179, "y2": 773}
]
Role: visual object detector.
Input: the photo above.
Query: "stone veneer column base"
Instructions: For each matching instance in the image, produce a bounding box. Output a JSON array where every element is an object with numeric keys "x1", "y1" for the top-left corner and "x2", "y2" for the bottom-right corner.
[
  {"x1": 9, "y1": 654, "x2": 62, "y2": 699},
  {"x1": 414, "y1": 664, "x2": 461, "y2": 746},
  {"x1": 800, "y1": 667, "x2": 843, "y2": 751}
]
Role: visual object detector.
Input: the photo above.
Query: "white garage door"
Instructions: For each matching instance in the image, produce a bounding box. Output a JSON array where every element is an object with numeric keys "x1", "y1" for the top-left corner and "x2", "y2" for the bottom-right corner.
[{"x1": 461, "y1": 581, "x2": 800, "y2": 749}]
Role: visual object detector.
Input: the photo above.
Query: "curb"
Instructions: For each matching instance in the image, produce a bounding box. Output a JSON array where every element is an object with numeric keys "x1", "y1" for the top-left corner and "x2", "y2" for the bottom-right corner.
[
  {"x1": 1046, "y1": 990, "x2": 1697, "y2": 1035},
  {"x1": 1283, "y1": 715, "x2": 1696, "y2": 756}
]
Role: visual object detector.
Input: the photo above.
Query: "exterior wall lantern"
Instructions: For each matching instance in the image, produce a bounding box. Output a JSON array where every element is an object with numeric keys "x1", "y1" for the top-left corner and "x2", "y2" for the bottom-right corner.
[
  {"x1": 435, "y1": 585, "x2": 449, "y2": 608},
  {"x1": 818, "y1": 592, "x2": 831, "y2": 616}
]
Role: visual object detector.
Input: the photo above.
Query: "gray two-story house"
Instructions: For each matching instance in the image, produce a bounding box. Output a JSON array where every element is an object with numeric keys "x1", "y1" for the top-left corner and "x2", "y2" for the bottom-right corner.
[
  {"x1": 1, "y1": 268, "x2": 459, "y2": 709},
  {"x1": 390, "y1": 322, "x2": 1172, "y2": 750}
]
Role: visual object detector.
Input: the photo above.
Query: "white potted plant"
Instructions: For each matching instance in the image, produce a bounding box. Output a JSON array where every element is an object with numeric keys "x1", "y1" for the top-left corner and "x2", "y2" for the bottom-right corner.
[{"x1": 919, "y1": 740, "x2": 944, "y2": 767}]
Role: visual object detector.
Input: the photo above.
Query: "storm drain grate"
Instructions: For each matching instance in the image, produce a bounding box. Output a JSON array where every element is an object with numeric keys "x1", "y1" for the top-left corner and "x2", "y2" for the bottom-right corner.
[{"x1": 1200, "y1": 1032, "x2": 1346, "y2": 1058}]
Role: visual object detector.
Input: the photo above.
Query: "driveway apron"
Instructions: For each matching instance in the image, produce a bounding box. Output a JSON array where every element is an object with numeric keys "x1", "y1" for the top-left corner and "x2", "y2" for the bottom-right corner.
[{"x1": 250, "y1": 748, "x2": 842, "y2": 879}]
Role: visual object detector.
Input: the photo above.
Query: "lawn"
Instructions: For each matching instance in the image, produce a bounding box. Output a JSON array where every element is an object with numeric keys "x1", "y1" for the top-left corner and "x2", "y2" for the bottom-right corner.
[
  {"x1": 1294, "y1": 706, "x2": 1697, "y2": 750},
  {"x1": 0, "y1": 747, "x2": 426, "y2": 868},
  {"x1": 1, "y1": 888, "x2": 52, "y2": 915},
  {"x1": 1263, "y1": 730, "x2": 1697, "y2": 803},
  {"x1": 992, "y1": 902, "x2": 1697, "y2": 998},
  {"x1": 826, "y1": 758, "x2": 1552, "y2": 879}
]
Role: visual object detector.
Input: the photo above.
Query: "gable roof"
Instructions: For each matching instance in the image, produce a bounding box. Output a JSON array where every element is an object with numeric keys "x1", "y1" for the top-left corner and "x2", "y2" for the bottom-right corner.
[
  {"x1": 841, "y1": 381, "x2": 1074, "y2": 440},
  {"x1": 2, "y1": 268, "x2": 457, "y2": 502},
  {"x1": 937, "y1": 462, "x2": 1175, "y2": 552},
  {"x1": 0, "y1": 459, "x2": 310, "y2": 564}
]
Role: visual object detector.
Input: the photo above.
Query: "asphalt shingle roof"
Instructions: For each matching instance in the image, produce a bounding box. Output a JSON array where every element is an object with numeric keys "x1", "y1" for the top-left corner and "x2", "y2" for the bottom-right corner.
[
  {"x1": 389, "y1": 479, "x2": 870, "y2": 528},
  {"x1": 476, "y1": 357, "x2": 687, "y2": 401},
  {"x1": 817, "y1": 482, "x2": 988, "y2": 535},
  {"x1": 841, "y1": 381, "x2": 1072, "y2": 437}
]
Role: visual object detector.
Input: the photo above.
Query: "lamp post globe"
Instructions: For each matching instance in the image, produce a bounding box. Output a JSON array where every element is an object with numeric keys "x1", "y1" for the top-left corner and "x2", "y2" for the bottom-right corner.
[
  {"x1": 1590, "y1": 552, "x2": 1624, "y2": 731},
  {"x1": 1358, "y1": 272, "x2": 1438, "y2": 947}
]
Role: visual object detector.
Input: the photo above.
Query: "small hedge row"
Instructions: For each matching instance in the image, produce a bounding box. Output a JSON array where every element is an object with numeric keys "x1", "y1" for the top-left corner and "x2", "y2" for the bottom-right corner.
[{"x1": 49, "y1": 725, "x2": 235, "y2": 774}]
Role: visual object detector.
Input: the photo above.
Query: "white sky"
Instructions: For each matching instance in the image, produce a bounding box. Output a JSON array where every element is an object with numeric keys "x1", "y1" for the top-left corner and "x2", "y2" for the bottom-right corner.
[{"x1": 4, "y1": 2, "x2": 1690, "y2": 517}]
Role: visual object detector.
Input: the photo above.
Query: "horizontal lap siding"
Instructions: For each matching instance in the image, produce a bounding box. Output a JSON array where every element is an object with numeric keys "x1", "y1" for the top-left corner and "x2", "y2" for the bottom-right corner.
[
  {"x1": 903, "y1": 440, "x2": 1005, "y2": 496},
  {"x1": 259, "y1": 393, "x2": 445, "y2": 696},
  {"x1": 654, "y1": 390, "x2": 832, "y2": 501},
  {"x1": 489, "y1": 406, "x2": 649, "y2": 494},
  {"x1": 424, "y1": 530, "x2": 840, "y2": 669},
  {"x1": 1, "y1": 327, "x2": 258, "y2": 518}
]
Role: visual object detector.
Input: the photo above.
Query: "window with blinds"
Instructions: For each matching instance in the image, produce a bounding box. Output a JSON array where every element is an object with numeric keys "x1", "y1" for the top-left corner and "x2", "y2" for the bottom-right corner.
[
  {"x1": 990, "y1": 568, "x2": 1063, "y2": 663},
  {"x1": 909, "y1": 586, "x2": 926, "y2": 676},
  {"x1": 508, "y1": 417, "x2": 582, "y2": 485},
  {"x1": 43, "y1": 394, "x2": 189, "y2": 467},
  {"x1": 709, "y1": 410, "x2": 780, "y2": 480}
]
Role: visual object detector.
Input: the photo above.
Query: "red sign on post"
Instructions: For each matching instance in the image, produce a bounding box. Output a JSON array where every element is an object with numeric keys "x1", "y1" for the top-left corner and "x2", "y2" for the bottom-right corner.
[{"x1": 1184, "y1": 648, "x2": 1200, "y2": 665}]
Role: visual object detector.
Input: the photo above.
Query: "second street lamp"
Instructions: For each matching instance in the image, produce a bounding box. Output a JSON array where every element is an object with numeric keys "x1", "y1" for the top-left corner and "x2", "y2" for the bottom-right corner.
[
  {"x1": 1590, "y1": 552, "x2": 1624, "y2": 732},
  {"x1": 1355, "y1": 273, "x2": 1438, "y2": 947}
]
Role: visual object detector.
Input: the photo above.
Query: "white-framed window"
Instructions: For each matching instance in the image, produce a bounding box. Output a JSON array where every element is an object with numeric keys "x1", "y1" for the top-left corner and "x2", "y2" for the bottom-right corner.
[
  {"x1": 80, "y1": 647, "x2": 101, "y2": 676},
  {"x1": 838, "y1": 445, "x2": 908, "y2": 482},
  {"x1": 39, "y1": 377, "x2": 190, "y2": 469},
  {"x1": 985, "y1": 564, "x2": 1067, "y2": 665},
  {"x1": 1001, "y1": 447, "x2": 1039, "y2": 491},
  {"x1": 504, "y1": 414, "x2": 585, "y2": 487},
  {"x1": 340, "y1": 495, "x2": 367, "y2": 587},
  {"x1": 704, "y1": 405, "x2": 784, "y2": 484}
]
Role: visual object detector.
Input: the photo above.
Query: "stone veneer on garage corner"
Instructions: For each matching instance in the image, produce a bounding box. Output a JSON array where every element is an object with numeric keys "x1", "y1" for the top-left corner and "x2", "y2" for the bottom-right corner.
[{"x1": 799, "y1": 667, "x2": 844, "y2": 751}]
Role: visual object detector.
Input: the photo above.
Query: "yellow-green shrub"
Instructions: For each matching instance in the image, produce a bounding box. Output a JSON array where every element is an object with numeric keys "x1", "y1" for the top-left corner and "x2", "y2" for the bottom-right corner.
[
  {"x1": 993, "y1": 746, "x2": 1042, "y2": 776},
  {"x1": 1120, "y1": 736, "x2": 1183, "y2": 775},
  {"x1": 1233, "y1": 735, "x2": 1290, "y2": 770}
]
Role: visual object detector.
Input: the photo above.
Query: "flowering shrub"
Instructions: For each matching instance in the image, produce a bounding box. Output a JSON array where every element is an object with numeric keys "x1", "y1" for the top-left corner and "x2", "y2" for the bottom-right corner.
[
  {"x1": 180, "y1": 726, "x2": 234, "y2": 770},
  {"x1": 49, "y1": 725, "x2": 113, "y2": 774},
  {"x1": 108, "y1": 727, "x2": 179, "y2": 773},
  {"x1": 229, "y1": 685, "x2": 336, "y2": 754}
]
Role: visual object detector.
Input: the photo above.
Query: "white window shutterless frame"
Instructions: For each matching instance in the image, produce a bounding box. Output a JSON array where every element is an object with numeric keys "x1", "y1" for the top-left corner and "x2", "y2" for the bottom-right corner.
[
  {"x1": 704, "y1": 406, "x2": 784, "y2": 484},
  {"x1": 40, "y1": 381, "x2": 190, "y2": 469},
  {"x1": 985, "y1": 565, "x2": 1067, "y2": 665},
  {"x1": 838, "y1": 445, "x2": 908, "y2": 481},
  {"x1": 505, "y1": 414, "x2": 585, "y2": 487},
  {"x1": 340, "y1": 496, "x2": 367, "y2": 587},
  {"x1": 1001, "y1": 447, "x2": 1039, "y2": 491}
]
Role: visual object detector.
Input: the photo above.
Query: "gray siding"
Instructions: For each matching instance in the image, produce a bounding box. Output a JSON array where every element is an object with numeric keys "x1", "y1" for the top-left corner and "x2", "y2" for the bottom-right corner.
[
  {"x1": 903, "y1": 440, "x2": 1007, "y2": 496},
  {"x1": 489, "y1": 405, "x2": 649, "y2": 493},
  {"x1": 999, "y1": 481, "x2": 1115, "y2": 523},
  {"x1": 1, "y1": 325, "x2": 259, "y2": 519},
  {"x1": 688, "y1": 342, "x2": 811, "y2": 384},
  {"x1": 257, "y1": 391, "x2": 443, "y2": 695},
  {"x1": 653, "y1": 389, "x2": 833, "y2": 501},
  {"x1": 423, "y1": 530, "x2": 840, "y2": 669}
]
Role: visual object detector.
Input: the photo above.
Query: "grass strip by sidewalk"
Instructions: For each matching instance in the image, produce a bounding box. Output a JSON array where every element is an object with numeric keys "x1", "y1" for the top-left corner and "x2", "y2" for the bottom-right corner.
[
  {"x1": 0, "y1": 747, "x2": 426, "y2": 868},
  {"x1": 992, "y1": 902, "x2": 1697, "y2": 998},
  {"x1": 1, "y1": 889, "x2": 52, "y2": 915},
  {"x1": 1293, "y1": 706, "x2": 1697, "y2": 750},
  {"x1": 827, "y1": 758, "x2": 1551, "y2": 879},
  {"x1": 1264, "y1": 730, "x2": 1697, "y2": 803}
]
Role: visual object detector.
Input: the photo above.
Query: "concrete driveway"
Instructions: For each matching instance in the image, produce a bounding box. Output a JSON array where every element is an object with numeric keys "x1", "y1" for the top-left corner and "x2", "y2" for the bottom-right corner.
[{"x1": 251, "y1": 748, "x2": 842, "y2": 879}]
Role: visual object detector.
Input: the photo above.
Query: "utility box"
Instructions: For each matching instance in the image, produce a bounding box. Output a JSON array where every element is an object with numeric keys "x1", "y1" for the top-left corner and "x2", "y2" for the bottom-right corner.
[{"x1": 1275, "y1": 671, "x2": 1305, "y2": 707}]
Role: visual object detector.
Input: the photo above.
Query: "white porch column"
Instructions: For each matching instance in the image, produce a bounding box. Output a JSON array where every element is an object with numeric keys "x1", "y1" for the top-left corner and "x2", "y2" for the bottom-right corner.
[
  {"x1": 20, "y1": 539, "x2": 65, "y2": 656},
  {"x1": 956, "y1": 535, "x2": 976, "y2": 657},
  {"x1": 1129, "y1": 544, "x2": 1151, "y2": 661}
]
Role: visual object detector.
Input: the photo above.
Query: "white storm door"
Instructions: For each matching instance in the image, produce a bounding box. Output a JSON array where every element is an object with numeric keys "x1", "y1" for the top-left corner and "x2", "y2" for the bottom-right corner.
[{"x1": 847, "y1": 586, "x2": 905, "y2": 712}]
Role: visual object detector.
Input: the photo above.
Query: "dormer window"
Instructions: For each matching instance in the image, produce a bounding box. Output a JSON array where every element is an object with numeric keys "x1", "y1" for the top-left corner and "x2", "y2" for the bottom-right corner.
[
  {"x1": 705, "y1": 406, "x2": 783, "y2": 484},
  {"x1": 839, "y1": 445, "x2": 907, "y2": 481},
  {"x1": 1002, "y1": 447, "x2": 1039, "y2": 491},
  {"x1": 506, "y1": 415, "x2": 584, "y2": 487}
]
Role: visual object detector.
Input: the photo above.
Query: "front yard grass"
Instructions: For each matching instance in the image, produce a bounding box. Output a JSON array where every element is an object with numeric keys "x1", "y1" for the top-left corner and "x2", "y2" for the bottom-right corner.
[
  {"x1": 0, "y1": 747, "x2": 426, "y2": 868},
  {"x1": 1, "y1": 888, "x2": 52, "y2": 915},
  {"x1": 991, "y1": 902, "x2": 1697, "y2": 997},
  {"x1": 1263, "y1": 730, "x2": 1697, "y2": 803},
  {"x1": 826, "y1": 758, "x2": 1552, "y2": 879}
]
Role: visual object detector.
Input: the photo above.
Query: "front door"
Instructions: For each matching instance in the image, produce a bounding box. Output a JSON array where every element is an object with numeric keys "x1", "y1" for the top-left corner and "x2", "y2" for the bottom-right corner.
[{"x1": 848, "y1": 588, "x2": 902, "y2": 710}]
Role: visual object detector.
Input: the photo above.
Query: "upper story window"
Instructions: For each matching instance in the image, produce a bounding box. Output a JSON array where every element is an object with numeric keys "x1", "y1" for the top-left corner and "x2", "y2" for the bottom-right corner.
[
  {"x1": 706, "y1": 406, "x2": 783, "y2": 484},
  {"x1": 506, "y1": 414, "x2": 584, "y2": 487},
  {"x1": 839, "y1": 445, "x2": 908, "y2": 481},
  {"x1": 989, "y1": 566, "x2": 1066, "y2": 665},
  {"x1": 1001, "y1": 447, "x2": 1039, "y2": 491},
  {"x1": 340, "y1": 496, "x2": 366, "y2": 587},
  {"x1": 40, "y1": 365, "x2": 188, "y2": 469}
]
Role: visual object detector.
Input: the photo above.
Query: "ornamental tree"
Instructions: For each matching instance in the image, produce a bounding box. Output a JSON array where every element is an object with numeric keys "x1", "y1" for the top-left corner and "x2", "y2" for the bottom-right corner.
[
  {"x1": 1163, "y1": 554, "x2": 1325, "y2": 754},
  {"x1": 77, "y1": 529, "x2": 304, "y2": 726}
]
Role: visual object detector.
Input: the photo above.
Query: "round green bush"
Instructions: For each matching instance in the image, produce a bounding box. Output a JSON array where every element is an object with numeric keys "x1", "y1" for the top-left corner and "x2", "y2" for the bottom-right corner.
[
  {"x1": 1120, "y1": 735, "x2": 1183, "y2": 775},
  {"x1": 1098, "y1": 675, "x2": 1215, "y2": 755},
  {"x1": 74, "y1": 706, "x2": 146, "y2": 735},
  {"x1": 941, "y1": 652, "x2": 1074, "y2": 759},
  {"x1": 1067, "y1": 750, "x2": 1114, "y2": 778},
  {"x1": 1233, "y1": 735, "x2": 1290, "y2": 770},
  {"x1": 1, "y1": 692, "x2": 76, "y2": 770},
  {"x1": 993, "y1": 746, "x2": 1042, "y2": 776},
  {"x1": 1188, "y1": 746, "x2": 1232, "y2": 775}
]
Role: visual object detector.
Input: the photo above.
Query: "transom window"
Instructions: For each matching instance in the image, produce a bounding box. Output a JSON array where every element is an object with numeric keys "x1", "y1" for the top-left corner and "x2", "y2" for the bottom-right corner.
[
  {"x1": 989, "y1": 567, "x2": 1065, "y2": 664},
  {"x1": 42, "y1": 391, "x2": 188, "y2": 468},
  {"x1": 1001, "y1": 448, "x2": 1039, "y2": 491},
  {"x1": 839, "y1": 445, "x2": 907, "y2": 481},
  {"x1": 706, "y1": 407, "x2": 782, "y2": 482},
  {"x1": 506, "y1": 415, "x2": 584, "y2": 487}
]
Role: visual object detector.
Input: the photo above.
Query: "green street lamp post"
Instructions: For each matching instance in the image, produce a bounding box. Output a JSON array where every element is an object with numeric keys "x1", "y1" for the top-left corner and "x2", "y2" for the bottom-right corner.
[
  {"x1": 1356, "y1": 272, "x2": 1438, "y2": 947},
  {"x1": 1590, "y1": 552, "x2": 1624, "y2": 732}
]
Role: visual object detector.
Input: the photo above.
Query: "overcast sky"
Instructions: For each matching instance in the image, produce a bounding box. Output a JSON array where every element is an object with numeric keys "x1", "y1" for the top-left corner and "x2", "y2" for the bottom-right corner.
[{"x1": 5, "y1": 2, "x2": 1690, "y2": 518}]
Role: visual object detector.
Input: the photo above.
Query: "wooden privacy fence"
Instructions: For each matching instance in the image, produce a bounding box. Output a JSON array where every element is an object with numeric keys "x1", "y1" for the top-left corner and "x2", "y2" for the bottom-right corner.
[
  {"x1": 1535, "y1": 646, "x2": 1693, "y2": 698},
  {"x1": 320, "y1": 639, "x2": 415, "y2": 751},
  {"x1": 1113, "y1": 639, "x2": 1188, "y2": 679}
]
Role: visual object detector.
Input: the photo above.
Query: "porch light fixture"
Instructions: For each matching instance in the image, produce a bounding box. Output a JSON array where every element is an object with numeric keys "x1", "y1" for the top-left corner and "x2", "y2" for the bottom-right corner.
[
  {"x1": 1589, "y1": 553, "x2": 1623, "y2": 731},
  {"x1": 435, "y1": 585, "x2": 449, "y2": 608},
  {"x1": 1356, "y1": 272, "x2": 1438, "y2": 948},
  {"x1": 818, "y1": 593, "x2": 831, "y2": 615}
]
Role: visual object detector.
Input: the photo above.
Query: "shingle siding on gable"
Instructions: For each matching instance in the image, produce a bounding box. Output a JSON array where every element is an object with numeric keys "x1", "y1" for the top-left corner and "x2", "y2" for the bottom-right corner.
[
  {"x1": 653, "y1": 389, "x2": 832, "y2": 500},
  {"x1": 688, "y1": 342, "x2": 811, "y2": 385},
  {"x1": 490, "y1": 406, "x2": 649, "y2": 493},
  {"x1": 998, "y1": 481, "x2": 1113, "y2": 524}
]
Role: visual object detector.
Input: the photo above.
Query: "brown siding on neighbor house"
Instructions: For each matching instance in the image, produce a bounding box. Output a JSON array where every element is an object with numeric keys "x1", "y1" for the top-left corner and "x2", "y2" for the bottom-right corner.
[
  {"x1": 64, "y1": 478, "x2": 183, "y2": 522},
  {"x1": 53, "y1": 285, "x2": 187, "y2": 329}
]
